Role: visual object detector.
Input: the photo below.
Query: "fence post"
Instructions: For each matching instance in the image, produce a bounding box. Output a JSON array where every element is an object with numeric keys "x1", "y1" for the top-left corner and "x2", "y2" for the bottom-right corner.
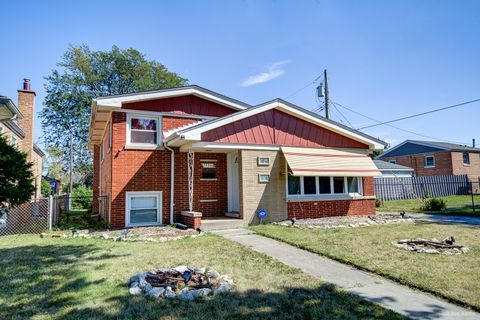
[
  {"x1": 48, "y1": 195, "x2": 53, "y2": 231},
  {"x1": 471, "y1": 182, "x2": 476, "y2": 213}
]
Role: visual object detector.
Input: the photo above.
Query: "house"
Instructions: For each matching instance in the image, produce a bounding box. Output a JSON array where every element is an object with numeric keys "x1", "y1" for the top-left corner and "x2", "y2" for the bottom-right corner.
[
  {"x1": 373, "y1": 160, "x2": 414, "y2": 178},
  {"x1": 88, "y1": 85, "x2": 387, "y2": 229},
  {"x1": 0, "y1": 79, "x2": 44, "y2": 198},
  {"x1": 377, "y1": 140, "x2": 480, "y2": 182}
]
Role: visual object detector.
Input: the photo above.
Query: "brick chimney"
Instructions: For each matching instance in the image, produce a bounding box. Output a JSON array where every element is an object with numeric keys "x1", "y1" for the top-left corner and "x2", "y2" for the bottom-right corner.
[{"x1": 17, "y1": 78, "x2": 36, "y2": 161}]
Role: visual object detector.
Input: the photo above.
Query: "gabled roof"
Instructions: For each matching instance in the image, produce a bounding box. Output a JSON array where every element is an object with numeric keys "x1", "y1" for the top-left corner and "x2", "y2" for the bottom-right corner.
[
  {"x1": 167, "y1": 98, "x2": 387, "y2": 150},
  {"x1": 0, "y1": 96, "x2": 23, "y2": 121},
  {"x1": 373, "y1": 160, "x2": 414, "y2": 171},
  {"x1": 378, "y1": 140, "x2": 480, "y2": 158}
]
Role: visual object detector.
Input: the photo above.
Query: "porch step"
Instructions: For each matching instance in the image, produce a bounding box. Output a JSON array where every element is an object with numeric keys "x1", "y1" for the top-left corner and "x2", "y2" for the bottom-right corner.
[
  {"x1": 225, "y1": 212, "x2": 240, "y2": 218},
  {"x1": 202, "y1": 218, "x2": 244, "y2": 231}
]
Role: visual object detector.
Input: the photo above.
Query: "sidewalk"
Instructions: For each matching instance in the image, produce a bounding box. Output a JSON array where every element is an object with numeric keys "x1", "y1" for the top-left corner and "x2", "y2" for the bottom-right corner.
[{"x1": 214, "y1": 228, "x2": 480, "y2": 320}]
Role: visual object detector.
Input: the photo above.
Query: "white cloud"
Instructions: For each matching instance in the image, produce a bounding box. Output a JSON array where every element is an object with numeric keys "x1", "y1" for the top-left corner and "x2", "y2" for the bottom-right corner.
[{"x1": 240, "y1": 60, "x2": 290, "y2": 87}]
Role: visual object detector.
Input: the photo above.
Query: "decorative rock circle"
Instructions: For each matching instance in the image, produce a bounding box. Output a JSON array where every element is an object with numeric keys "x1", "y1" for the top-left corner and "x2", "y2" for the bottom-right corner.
[{"x1": 129, "y1": 266, "x2": 234, "y2": 300}]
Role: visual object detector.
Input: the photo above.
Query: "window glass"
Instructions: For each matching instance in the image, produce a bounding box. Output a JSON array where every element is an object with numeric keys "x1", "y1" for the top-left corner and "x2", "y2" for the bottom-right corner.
[
  {"x1": 288, "y1": 175, "x2": 301, "y2": 195},
  {"x1": 333, "y1": 177, "x2": 345, "y2": 194},
  {"x1": 347, "y1": 177, "x2": 359, "y2": 194},
  {"x1": 388, "y1": 160, "x2": 396, "y2": 164},
  {"x1": 130, "y1": 196, "x2": 157, "y2": 224},
  {"x1": 318, "y1": 177, "x2": 331, "y2": 194},
  {"x1": 463, "y1": 152, "x2": 470, "y2": 165},
  {"x1": 303, "y1": 176, "x2": 316, "y2": 194},
  {"x1": 130, "y1": 118, "x2": 157, "y2": 144},
  {"x1": 201, "y1": 161, "x2": 216, "y2": 179},
  {"x1": 425, "y1": 156, "x2": 435, "y2": 167}
]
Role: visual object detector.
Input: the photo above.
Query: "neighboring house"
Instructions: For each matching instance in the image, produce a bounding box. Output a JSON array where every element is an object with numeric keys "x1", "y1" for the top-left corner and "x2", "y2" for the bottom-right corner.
[
  {"x1": 88, "y1": 85, "x2": 386, "y2": 229},
  {"x1": 42, "y1": 175, "x2": 62, "y2": 195},
  {"x1": 377, "y1": 140, "x2": 480, "y2": 182},
  {"x1": 0, "y1": 79, "x2": 44, "y2": 198},
  {"x1": 373, "y1": 160, "x2": 414, "y2": 178}
]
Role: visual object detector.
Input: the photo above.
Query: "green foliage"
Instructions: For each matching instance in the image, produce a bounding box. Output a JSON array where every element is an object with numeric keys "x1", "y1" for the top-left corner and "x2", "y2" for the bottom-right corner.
[
  {"x1": 375, "y1": 198, "x2": 382, "y2": 207},
  {"x1": 40, "y1": 44, "x2": 188, "y2": 171},
  {"x1": 71, "y1": 186, "x2": 93, "y2": 209},
  {"x1": 0, "y1": 134, "x2": 35, "y2": 207},
  {"x1": 43, "y1": 146, "x2": 63, "y2": 180},
  {"x1": 41, "y1": 178, "x2": 52, "y2": 197},
  {"x1": 421, "y1": 198, "x2": 447, "y2": 211},
  {"x1": 55, "y1": 209, "x2": 106, "y2": 230}
]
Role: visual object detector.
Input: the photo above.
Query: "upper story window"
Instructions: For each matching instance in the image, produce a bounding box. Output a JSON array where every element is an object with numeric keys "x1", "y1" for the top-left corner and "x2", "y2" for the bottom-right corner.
[
  {"x1": 11, "y1": 136, "x2": 18, "y2": 149},
  {"x1": 388, "y1": 160, "x2": 396, "y2": 164},
  {"x1": 424, "y1": 155, "x2": 435, "y2": 168},
  {"x1": 287, "y1": 175, "x2": 363, "y2": 198},
  {"x1": 463, "y1": 152, "x2": 470, "y2": 165},
  {"x1": 126, "y1": 114, "x2": 161, "y2": 147}
]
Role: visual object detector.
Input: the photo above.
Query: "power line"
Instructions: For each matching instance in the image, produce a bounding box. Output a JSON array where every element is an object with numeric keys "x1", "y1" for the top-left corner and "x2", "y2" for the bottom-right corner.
[
  {"x1": 286, "y1": 74, "x2": 323, "y2": 99},
  {"x1": 331, "y1": 103, "x2": 353, "y2": 127},
  {"x1": 358, "y1": 98, "x2": 480, "y2": 130},
  {"x1": 332, "y1": 101, "x2": 468, "y2": 145}
]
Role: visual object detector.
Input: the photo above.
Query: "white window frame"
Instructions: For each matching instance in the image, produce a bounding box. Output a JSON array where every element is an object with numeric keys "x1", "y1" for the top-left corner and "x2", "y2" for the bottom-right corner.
[
  {"x1": 125, "y1": 191, "x2": 162, "y2": 227},
  {"x1": 258, "y1": 174, "x2": 270, "y2": 183},
  {"x1": 11, "y1": 136, "x2": 18, "y2": 149},
  {"x1": 126, "y1": 114, "x2": 162, "y2": 149},
  {"x1": 257, "y1": 157, "x2": 270, "y2": 166},
  {"x1": 424, "y1": 155, "x2": 435, "y2": 168},
  {"x1": 286, "y1": 174, "x2": 363, "y2": 200}
]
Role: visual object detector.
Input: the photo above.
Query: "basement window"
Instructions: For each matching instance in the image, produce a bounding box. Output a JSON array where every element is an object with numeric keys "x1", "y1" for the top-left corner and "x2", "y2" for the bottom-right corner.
[{"x1": 201, "y1": 160, "x2": 217, "y2": 179}]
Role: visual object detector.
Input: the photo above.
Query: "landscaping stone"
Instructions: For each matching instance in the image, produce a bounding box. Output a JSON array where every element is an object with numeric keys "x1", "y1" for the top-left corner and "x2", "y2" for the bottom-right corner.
[
  {"x1": 393, "y1": 238, "x2": 469, "y2": 255},
  {"x1": 128, "y1": 266, "x2": 233, "y2": 300}
]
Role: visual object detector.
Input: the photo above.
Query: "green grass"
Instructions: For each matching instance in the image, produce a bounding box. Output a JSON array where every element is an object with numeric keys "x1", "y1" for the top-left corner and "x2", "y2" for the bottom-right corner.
[
  {"x1": 379, "y1": 195, "x2": 480, "y2": 216},
  {"x1": 0, "y1": 234, "x2": 403, "y2": 320},
  {"x1": 250, "y1": 223, "x2": 480, "y2": 310}
]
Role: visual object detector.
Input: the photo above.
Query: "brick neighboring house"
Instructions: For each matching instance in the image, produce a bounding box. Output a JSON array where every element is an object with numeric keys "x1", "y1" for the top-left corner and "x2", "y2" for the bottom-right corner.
[
  {"x1": 0, "y1": 79, "x2": 44, "y2": 198},
  {"x1": 377, "y1": 140, "x2": 480, "y2": 182},
  {"x1": 88, "y1": 85, "x2": 386, "y2": 229}
]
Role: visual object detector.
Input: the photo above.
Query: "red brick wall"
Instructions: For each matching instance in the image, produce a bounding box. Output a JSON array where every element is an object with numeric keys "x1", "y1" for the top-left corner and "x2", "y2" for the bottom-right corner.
[
  {"x1": 287, "y1": 199, "x2": 376, "y2": 219},
  {"x1": 451, "y1": 151, "x2": 480, "y2": 181},
  {"x1": 287, "y1": 177, "x2": 376, "y2": 219},
  {"x1": 381, "y1": 151, "x2": 453, "y2": 176}
]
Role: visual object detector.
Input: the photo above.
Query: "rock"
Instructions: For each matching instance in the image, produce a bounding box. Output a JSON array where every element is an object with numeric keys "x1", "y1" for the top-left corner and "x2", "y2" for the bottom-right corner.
[
  {"x1": 178, "y1": 291, "x2": 195, "y2": 301},
  {"x1": 130, "y1": 272, "x2": 147, "y2": 284},
  {"x1": 206, "y1": 270, "x2": 220, "y2": 278},
  {"x1": 102, "y1": 233, "x2": 109, "y2": 239},
  {"x1": 358, "y1": 222, "x2": 369, "y2": 227},
  {"x1": 164, "y1": 286, "x2": 176, "y2": 299},
  {"x1": 143, "y1": 283, "x2": 153, "y2": 293},
  {"x1": 129, "y1": 286, "x2": 142, "y2": 295},
  {"x1": 113, "y1": 236, "x2": 122, "y2": 241},
  {"x1": 174, "y1": 265, "x2": 190, "y2": 273},
  {"x1": 129, "y1": 281, "x2": 139, "y2": 288},
  {"x1": 193, "y1": 267, "x2": 206, "y2": 273},
  {"x1": 146, "y1": 287, "x2": 165, "y2": 299},
  {"x1": 214, "y1": 283, "x2": 232, "y2": 295},
  {"x1": 190, "y1": 288, "x2": 211, "y2": 299}
]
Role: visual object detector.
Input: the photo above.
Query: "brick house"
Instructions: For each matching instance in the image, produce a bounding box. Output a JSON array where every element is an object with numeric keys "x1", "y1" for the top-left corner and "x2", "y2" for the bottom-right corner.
[
  {"x1": 88, "y1": 86, "x2": 386, "y2": 229},
  {"x1": 0, "y1": 79, "x2": 44, "y2": 198},
  {"x1": 377, "y1": 140, "x2": 480, "y2": 182}
]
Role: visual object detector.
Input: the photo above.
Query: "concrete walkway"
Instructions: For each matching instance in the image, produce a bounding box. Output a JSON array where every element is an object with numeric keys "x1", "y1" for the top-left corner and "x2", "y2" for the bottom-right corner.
[
  {"x1": 377, "y1": 212, "x2": 480, "y2": 227},
  {"x1": 214, "y1": 228, "x2": 480, "y2": 320}
]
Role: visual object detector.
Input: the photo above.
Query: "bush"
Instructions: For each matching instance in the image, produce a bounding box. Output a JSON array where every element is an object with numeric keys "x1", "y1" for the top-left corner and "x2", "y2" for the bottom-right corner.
[
  {"x1": 375, "y1": 198, "x2": 382, "y2": 207},
  {"x1": 421, "y1": 198, "x2": 446, "y2": 211},
  {"x1": 41, "y1": 178, "x2": 52, "y2": 197},
  {"x1": 71, "y1": 186, "x2": 93, "y2": 209}
]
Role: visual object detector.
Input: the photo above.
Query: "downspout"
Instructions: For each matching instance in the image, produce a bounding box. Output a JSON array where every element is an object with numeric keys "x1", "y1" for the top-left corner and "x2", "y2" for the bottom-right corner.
[{"x1": 164, "y1": 143, "x2": 175, "y2": 225}]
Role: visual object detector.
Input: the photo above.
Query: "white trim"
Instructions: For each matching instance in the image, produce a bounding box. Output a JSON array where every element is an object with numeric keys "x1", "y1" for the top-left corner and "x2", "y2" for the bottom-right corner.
[
  {"x1": 120, "y1": 108, "x2": 216, "y2": 120},
  {"x1": 286, "y1": 174, "x2": 364, "y2": 200},
  {"x1": 94, "y1": 87, "x2": 247, "y2": 111},
  {"x1": 199, "y1": 199, "x2": 218, "y2": 203},
  {"x1": 258, "y1": 174, "x2": 270, "y2": 183},
  {"x1": 424, "y1": 155, "x2": 435, "y2": 168},
  {"x1": 172, "y1": 101, "x2": 384, "y2": 149},
  {"x1": 178, "y1": 141, "x2": 281, "y2": 151},
  {"x1": 125, "y1": 191, "x2": 162, "y2": 227},
  {"x1": 126, "y1": 113, "x2": 162, "y2": 148}
]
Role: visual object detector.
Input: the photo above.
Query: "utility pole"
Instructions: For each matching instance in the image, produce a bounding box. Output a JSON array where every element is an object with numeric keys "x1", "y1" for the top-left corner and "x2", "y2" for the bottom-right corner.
[
  {"x1": 324, "y1": 69, "x2": 330, "y2": 119},
  {"x1": 69, "y1": 134, "x2": 73, "y2": 194}
]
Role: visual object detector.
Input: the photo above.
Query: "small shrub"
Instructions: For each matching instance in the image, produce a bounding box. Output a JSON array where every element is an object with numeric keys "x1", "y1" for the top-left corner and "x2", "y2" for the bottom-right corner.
[
  {"x1": 71, "y1": 186, "x2": 93, "y2": 209},
  {"x1": 421, "y1": 198, "x2": 446, "y2": 211},
  {"x1": 375, "y1": 199, "x2": 382, "y2": 207}
]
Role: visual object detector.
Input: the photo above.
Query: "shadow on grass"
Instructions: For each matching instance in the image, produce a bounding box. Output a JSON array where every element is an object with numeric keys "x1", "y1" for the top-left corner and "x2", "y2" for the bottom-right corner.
[
  {"x1": 60, "y1": 283, "x2": 407, "y2": 320},
  {"x1": 0, "y1": 243, "x2": 126, "y2": 319}
]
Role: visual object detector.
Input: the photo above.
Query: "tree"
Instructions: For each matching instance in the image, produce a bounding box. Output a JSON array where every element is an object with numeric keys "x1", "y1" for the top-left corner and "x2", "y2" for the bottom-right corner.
[
  {"x1": 0, "y1": 134, "x2": 35, "y2": 208},
  {"x1": 40, "y1": 44, "x2": 187, "y2": 175},
  {"x1": 41, "y1": 178, "x2": 52, "y2": 197}
]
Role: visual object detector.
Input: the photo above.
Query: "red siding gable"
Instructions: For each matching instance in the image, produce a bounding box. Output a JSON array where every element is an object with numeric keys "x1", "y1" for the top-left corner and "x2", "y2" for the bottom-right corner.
[
  {"x1": 122, "y1": 95, "x2": 237, "y2": 117},
  {"x1": 201, "y1": 109, "x2": 368, "y2": 149}
]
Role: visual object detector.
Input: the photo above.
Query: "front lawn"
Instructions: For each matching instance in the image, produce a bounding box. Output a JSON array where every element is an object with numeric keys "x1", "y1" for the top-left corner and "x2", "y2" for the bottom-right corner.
[
  {"x1": 378, "y1": 195, "x2": 480, "y2": 216},
  {"x1": 251, "y1": 223, "x2": 480, "y2": 310},
  {"x1": 0, "y1": 233, "x2": 402, "y2": 320}
]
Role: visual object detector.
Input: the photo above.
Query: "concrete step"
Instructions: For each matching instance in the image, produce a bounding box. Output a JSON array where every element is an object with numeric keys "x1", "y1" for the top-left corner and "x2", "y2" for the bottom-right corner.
[{"x1": 202, "y1": 218, "x2": 244, "y2": 231}]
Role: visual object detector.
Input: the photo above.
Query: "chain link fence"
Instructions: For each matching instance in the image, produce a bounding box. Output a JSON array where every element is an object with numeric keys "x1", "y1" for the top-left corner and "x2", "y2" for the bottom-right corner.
[{"x1": 0, "y1": 194, "x2": 109, "y2": 236}]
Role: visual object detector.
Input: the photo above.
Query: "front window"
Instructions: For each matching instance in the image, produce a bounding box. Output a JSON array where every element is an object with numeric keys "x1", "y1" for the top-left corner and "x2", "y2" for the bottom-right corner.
[
  {"x1": 127, "y1": 192, "x2": 161, "y2": 226},
  {"x1": 424, "y1": 155, "x2": 435, "y2": 168},
  {"x1": 303, "y1": 176, "x2": 317, "y2": 194},
  {"x1": 347, "y1": 177, "x2": 359, "y2": 194},
  {"x1": 463, "y1": 152, "x2": 470, "y2": 165},
  {"x1": 287, "y1": 174, "x2": 362, "y2": 198},
  {"x1": 333, "y1": 177, "x2": 345, "y2": 194},
  {"x1": 288, "y1": 175, "x2": 301, "y2": 195},
  {"x1": 318, "y1": 177, "x2": 331, "y2": 194},
  {"x1": 201, "y1": 160, "x2": 217, "y2": 179}
]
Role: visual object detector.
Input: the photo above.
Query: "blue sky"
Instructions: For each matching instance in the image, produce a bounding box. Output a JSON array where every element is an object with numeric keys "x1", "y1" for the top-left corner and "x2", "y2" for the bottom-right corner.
[{"x1": 1, "y1": 0, "x2": 479, "y2": 149}]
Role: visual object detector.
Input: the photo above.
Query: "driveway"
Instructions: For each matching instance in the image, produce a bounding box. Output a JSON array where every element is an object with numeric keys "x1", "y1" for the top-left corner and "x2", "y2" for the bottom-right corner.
[{"x1": 377, "y1": 212, "x2": 480, "y2": 226}]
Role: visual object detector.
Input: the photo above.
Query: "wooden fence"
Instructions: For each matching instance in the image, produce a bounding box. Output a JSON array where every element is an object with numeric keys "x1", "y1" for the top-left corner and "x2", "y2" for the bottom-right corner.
[{"x1": 374, "y1": 175, "x2": 470, "y2": 201}]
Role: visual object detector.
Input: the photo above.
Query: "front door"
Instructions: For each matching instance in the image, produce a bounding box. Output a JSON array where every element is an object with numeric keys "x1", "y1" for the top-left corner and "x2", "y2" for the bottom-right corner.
[{"x1": 227, "y1": 152, "x2": 240, "y2": 213}]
